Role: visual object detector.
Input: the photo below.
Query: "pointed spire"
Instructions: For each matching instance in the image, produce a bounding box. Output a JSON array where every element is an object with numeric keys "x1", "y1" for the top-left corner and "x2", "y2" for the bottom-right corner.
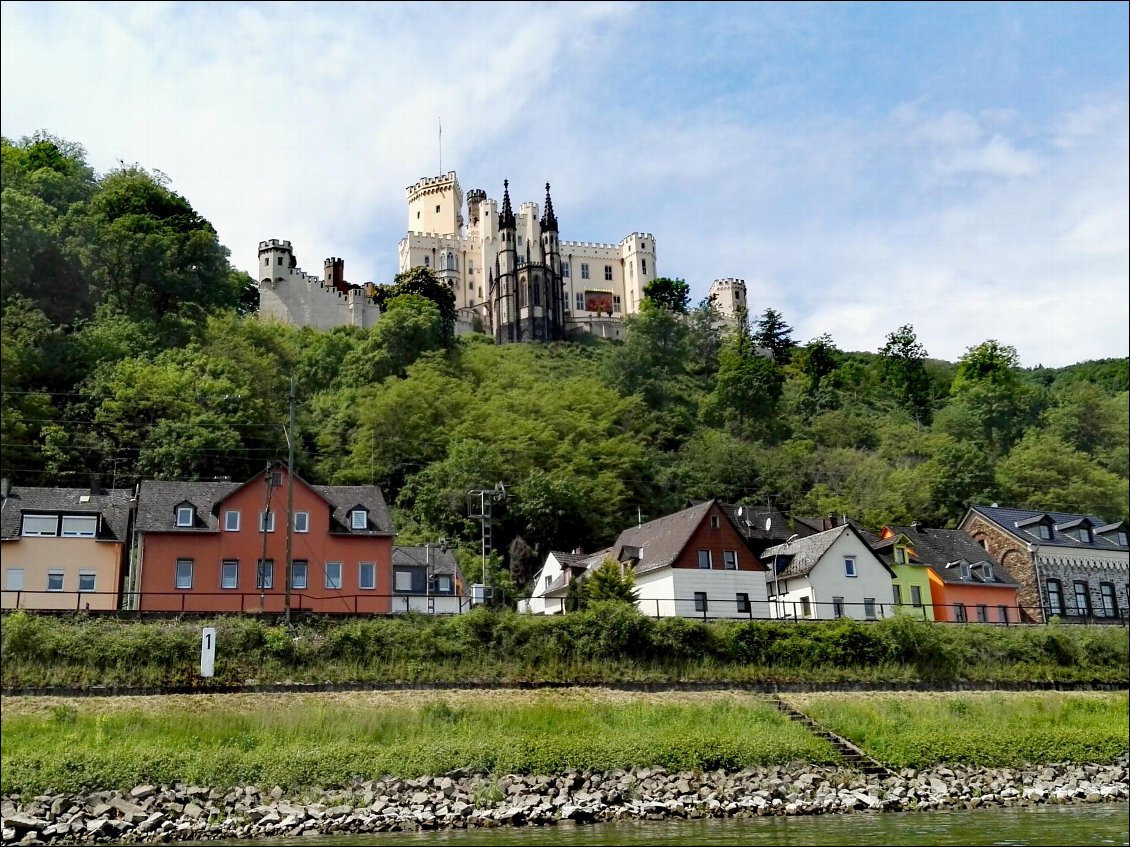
[
  {"x1": 499, "y1": 179, "x2": 515, "y2": 231},
  {"x1": 540, "y1": 182, "x2": 558, "y2": 233}
]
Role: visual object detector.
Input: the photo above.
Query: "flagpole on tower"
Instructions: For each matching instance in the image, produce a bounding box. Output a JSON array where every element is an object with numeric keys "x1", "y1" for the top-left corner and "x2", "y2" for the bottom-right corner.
[{"x1": 438, "y1": 117, "x2": 443, "y2": 174}]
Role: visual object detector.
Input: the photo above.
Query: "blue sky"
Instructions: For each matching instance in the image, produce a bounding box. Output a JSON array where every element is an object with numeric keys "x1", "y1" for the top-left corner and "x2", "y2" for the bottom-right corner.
[{"x1": 2, "y1": 1, "x2": 1126, "y2": 367}]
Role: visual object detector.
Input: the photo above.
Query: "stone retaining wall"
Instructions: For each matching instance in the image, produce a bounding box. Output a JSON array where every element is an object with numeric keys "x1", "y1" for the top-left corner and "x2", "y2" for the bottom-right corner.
[{"x1": 3, "y1": 759, "x2": 1127, "y2": 844}]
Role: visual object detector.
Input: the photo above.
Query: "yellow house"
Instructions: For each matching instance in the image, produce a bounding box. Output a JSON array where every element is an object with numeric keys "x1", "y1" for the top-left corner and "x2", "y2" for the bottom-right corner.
[{"x1": 1, "y1": 484, "x2": 133, "y2": 611}]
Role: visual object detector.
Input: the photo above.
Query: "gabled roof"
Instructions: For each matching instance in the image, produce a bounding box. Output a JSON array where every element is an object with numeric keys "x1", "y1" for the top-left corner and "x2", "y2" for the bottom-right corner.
[
  {"x1": 392, "y1": 546, "x2": 465, "y2": 588},
  {"x1": 1, "y1": 487, "x2": 134, "y2": 542},
  {"x1": 541, "y1": 548, "x2": 611, "y2": 596},
  {"x1": 793, "y1": 515, "x2": 878, "y2": 543},
  {"x1": 965, "y1": 505, "x2": 1128, "y2": 551},
  {"x1": 884, "y1": 524, "x2": 1018, "y2": 587},
  {"x1": 720, "y1": 503, "x2": 793, "y2": 542},
  {"x1": 761, "y1": 524, "x2": 896, "y2": 580},
  {"x1": 611, "y1": 500, "x2": 755, "y2": 575},
  {"x1": 136, "y1": 469, "x2": 393, "y2": 535}
]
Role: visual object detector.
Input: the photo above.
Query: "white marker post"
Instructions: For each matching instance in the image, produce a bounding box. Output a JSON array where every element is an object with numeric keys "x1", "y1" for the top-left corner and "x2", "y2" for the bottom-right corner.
[{"x1": 200, "y1": 627, "x2": 216, "y2": 678}]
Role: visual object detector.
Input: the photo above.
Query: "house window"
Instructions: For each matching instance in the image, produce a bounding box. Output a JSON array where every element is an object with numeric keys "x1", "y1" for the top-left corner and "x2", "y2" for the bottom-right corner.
[
  {"x1": 575, "y1": 292, "x2": 584, "y2": 311},
  {"x1": 697, "y1": 550, "x2": 712, "y2": 569},
  {"x1": 61, "y1": 516, "x2": 98, "y2": 537},
  {"x1": 1099, "y1": 582, "x2": 1119, "y2": 617},
  {"x1": 545, "y1": 575, "x2": 551, "y2": 590},
  {"x1": 562, "y1": 262, "x2": 570, "y2": 277},
  {"x1": 359, "y1": 562, "x2": 376, "y2": 590},
  {"x1": 437, "y1": 574, "x2": 453, "y2": 594},
  {"x1": 894, "y1": 547, "x2": 906, "y2": 564},
  {"x1": 394, "y1": 570, "x2": 414, "y2": 592},
  {"x1": 47, "y1": 571, "x2": 65, "y2": 592},
  {"x1": 604, "y1": 265, "x2": 612, "y2": 281},
  {"x1": 175, "y1": 559, "x2": 194, "y2": 589},
  {"x1": 892, "y1": 584, "x2": 903, "y2": 606},
  {"x1": 800, "y1": 596, "x2": 813, "y2": 618},
  {"x1": 832, "y1": 596, "x2": 845, "y2": 618},
  {"x1": 998, "y1": 605, "x2": 1009, "y2": 623},
  {"x1": 723, "y1": 550, "x2": 738, "y2": 570},
  {"x1": 350, "y1": 509, "x2": 368, "y2": 530},
  {"x1": 257, "y1": 560, "x2": 274, "y2": 590},
  {"x1": 1117, "y1": 531, "x2": 1128, "y2": 546},
  {"x1": 325, "y1": 562, "x2": 343, "y2": 590},
  {"x1": 710, "y1": 515, "x2": 720, "y2": 528},
  {"x1": 1047, "y1": 579, "x2": 1064, "y2": 616},
  {"x1": 981, "y1": 563, "x2": 994, "y2": 581},
  {"x1": 1038, "y1": 524, "x2": 1052, "y2": 540},
  {"x1": 5, "y1": 569, "x2": 24, "y2": 591},
  {"x1": 864, "y1": 598, "x2": 877, "y2": 620},
  {"x1": 959, "y1": 561, "x2": 971, "y2": 580},
  {"x1": 291, "y1": 560, "x2": 308, "y2": 590},
  {"x1": 176, "y1": 506, "x2": 194, "y2": 527},
  {"x1": 1077, "y1": 527, "x2": 1092, "y2": 543},
  {"x1": 613, "y1": 295, "x2": 622, "y2": 313},
  {"x1": 736, "y1": 592, "x2": 751, "y2": 614},
  {"x1": 694, "y1": 592, "x2": 708, "y2": 613},
  {"x1": 224, "y1": 510, "x2": 241, "y2": 532},
  {"x1": 220, "y1": 560, "x2": 239, "y2": 589},
  {"x1": 20, "y1": 515, "x2": 57, "y2": 536},
  {"x1": 976, "y1": 604, "x2": 988, "y2": 623},
  {"x1": 78, "y1": 571, "x2": 96, "y2": 593},
  {"x1": 581, "y1": 263, "x2": 590, "y2": 279},
  {"x1": 259, "y1": 510, "x2": 275, "y2": 533},
  {"x1": 1073, "y1": 580, "x2": 1091, "y2": 616},
  {"x1": 911, "y1": 585, "x2": 923, "y2": 607},
  {"x1": 294, "y1": 511, "x2": 309, "y2": 533},
  {"x1": 954, "y1": 603, "x2": 967, "y2": 622},
  {"x1": 844, "y1": 557, "x2": 857, "y2": 577}
]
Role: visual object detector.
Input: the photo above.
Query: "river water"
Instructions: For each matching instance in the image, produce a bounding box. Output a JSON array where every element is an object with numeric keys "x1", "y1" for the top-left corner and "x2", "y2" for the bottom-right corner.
[{"x1": 188, "y1": 803, "x2": 1128, "y2": 846}]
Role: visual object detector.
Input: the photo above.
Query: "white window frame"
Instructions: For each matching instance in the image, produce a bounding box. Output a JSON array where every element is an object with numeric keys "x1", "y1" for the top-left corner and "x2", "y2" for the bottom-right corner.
[
  {"x1": 800, "y1": 596, "x2": 813, "y2": 618},
  {"x1": 693, "y1": 591, "x2": 708, "y2": 613},
  {"x1": 259, "y1": 510, "x2": 275, "y2": 533},
  {"x1": 697, "y1": 550, "x2": 712, "y2": 569},
  {"x1": 257, "y1": 559, "x2": 274, "y2": 590},
  {"x1": 575, "y1": 291, "x2": 584, "y2": 311},
  {"x1": 224, "y1": 510, "x2": 241, "y2": 532},
  {"x1": 21, "y1": 514, "x2": 58, "y2": 536},
  {"x1": 604, "y1": 265, "x2": 613, "y2": 281},
  {"x1": 359, "y1": 562, "x2": 376, "y2": 590},
  {"x1": 47, "y1": 570, "x2": 65, "y2": 592},
  {"x1": 325, "y1": 561, "x2": 343, "y2": 590},
  {"x1": 176, "y1": 506, "x2": 194, "y2": 527},
  {"x1": 981, "y1": 563, "x2": 993, "y2": 581},
  {"x1": 61, "y1": 515, "x2": 98, "y2": 537},
  {"x1": 959, "y1": 562, "x2": 971, "y2": 580},
  {"x1": 175, "y1": 559, "x2": 194, "y2": 590},
  {"x1": 291, "y1": 560, "x2": 308, "y2": 590},
  {"x1": 844, "y1": 557, "x2": 857, "y2": 577},
  {"x1": 220, "y1": 560, "x2": 239, "y2": 590},
  {"x1": 864, "y1": 598, "x2": 877, "y2": 620},
  {"x1": 1038, "y1": 524, "x2": 1052, "y2": 540},
  {"x1": 437, "y1": 574, "x2": 453, "y2": 594},
  {"x1": 911, "y1": 585, "x2": 923, "y2": 607},
  {"x1": 1099, "y1": 583, "x2": 1118, "y2": 617},
  {"x1": 581, "y1": 263, "x2": 590, "y2": 279},
  {"x1": 294, "y1": 511, "x2": 310, "y2": 533},
  {"x1": 350, "y1": 509, "x2": 367, "y2": 530},
  {"x1": 394, "y1": 569, "x2": 414, "y2": 593},
  {"x1": 1073, "y1": 580, "x2": 1091, "y2": 616},
  {"x1": 1047, "y1": 579, "x2": 1064, "y2": 616},
  {"x1": 78, "y1": 571, "x2": 96, "y2": 593},
  {"x1": 723, "y1": 550, "x2": 738, "y2": 570},
  {"x1": 5, "y1": 568, "x2": 24, "y2": 591},
  {"x1": 710, "y1": 515, "x2": 720, "y2": 528}
]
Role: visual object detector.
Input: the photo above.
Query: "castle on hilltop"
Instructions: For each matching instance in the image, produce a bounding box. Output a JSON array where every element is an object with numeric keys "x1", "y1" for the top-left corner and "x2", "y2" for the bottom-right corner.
[{"x1": 257, "y1": 171, "x2": 748, "y2": 341}]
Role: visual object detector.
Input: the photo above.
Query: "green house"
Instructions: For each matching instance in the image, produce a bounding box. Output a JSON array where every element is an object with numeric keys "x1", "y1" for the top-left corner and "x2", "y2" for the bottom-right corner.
[{"x1": 870, "y1": 531, "x2": 935, "y2": 621}]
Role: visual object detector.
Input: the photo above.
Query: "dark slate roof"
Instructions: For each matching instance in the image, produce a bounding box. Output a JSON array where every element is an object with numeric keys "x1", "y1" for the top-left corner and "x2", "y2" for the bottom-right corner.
[
  {"x1": 1, "y1": 487, "x2": 134, "y2": 542},
  {"x1": 542, "y1": 549, "x2": 611, "y2": 595},
  {"x1": 885, "y1": 524, "x2": 1019, "y2": 587},
  {"x1": 967, "y1": 505, "x2": 1128, "y2": 551},
  {"x1": 136, "y1": 475, "x2": 394, "y2": 535},
  {"x1": 760, "y1": 526, "x2": 847, "y2": 579},
  {"x1": 611, "y1": 500, "x2": 716, "y2": 575},
  {"x1": 794, "y1": 515, "x2": 877, "y2": 542},
  {"x1": 392, "y1": 545, "x2": 464, "y2": 586},
  {"x1": 720, "y1": 503, "x2": 793, "y2": 543}
]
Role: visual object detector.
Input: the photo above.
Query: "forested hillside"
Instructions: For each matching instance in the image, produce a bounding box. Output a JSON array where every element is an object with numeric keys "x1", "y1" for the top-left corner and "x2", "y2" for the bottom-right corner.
[{"x1": 3, "y1": 133, "x2": 1127, "y2": 593}]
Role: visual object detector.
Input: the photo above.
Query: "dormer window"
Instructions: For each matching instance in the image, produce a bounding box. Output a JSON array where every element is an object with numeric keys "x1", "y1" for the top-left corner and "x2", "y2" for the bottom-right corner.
[
  {"x1": 894, "y1": 547, "x2": 907, "y2": 564},
  {"x1": 1038, "y1": 524, "x2": 1052, "y2": 540},
  {"x1": 981, "y1": 563, "x2": 994, "y2": 581},
  {"x1": 350, "y1": 509, "x2": 368, "y2": 530},
  {"x1": 959, "y1": 562, "x2": 971, "y2": 580},
  {"x1": 1119, "y1": 532, "x2": 1128, "y2": 547},
  {"x1": 175, "y1": 506, "x2": 194, "y2": 527},
  {"x1": 1077, "y1": 527, "x2": 1092, "y2": 543}
]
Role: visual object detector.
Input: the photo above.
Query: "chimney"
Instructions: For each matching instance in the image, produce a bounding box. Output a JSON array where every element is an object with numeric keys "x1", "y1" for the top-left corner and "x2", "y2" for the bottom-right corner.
[
  {"x1": 0, "y1": 478, "x2": 10, "y2": 500},
  {"x1": 911, "y1": 520, "x2": 923, "y2": 533},
  {"x1": 823, "y1": 514, "x2": 840, "y2": 530},
  {"x1": 89, "y1": 475, "x2": 101, "y2": 496}
]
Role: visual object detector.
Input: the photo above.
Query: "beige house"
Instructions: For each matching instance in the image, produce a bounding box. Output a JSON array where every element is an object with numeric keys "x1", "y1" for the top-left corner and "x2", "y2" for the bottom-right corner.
[{"x1": 1, "y1": 483, "x2": 134, "y2": 611}]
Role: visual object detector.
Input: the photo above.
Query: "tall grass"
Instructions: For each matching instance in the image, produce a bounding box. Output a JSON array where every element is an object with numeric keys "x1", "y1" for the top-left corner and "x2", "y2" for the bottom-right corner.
[
  {"x1": 2, "y1": 606, "x2": 1127, "y2": 689},
  {"x1": 788, "y1": 691, "x2": 1129, "y2": 768},
  {"x1": 0, "y1": 692, "x2": 837, "y2": 795}
]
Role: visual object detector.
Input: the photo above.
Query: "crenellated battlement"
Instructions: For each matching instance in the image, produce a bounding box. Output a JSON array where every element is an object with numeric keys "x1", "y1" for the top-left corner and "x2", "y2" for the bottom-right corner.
[
  {"x1": 711, "y1": 277, "x2": 746, "y2": 288},
  {"x1": 258, "y1": 239, "x2": 293, "y2": 252},
  {"x1": 406, "y1": 171, "x2": 459, "y2": 197}
]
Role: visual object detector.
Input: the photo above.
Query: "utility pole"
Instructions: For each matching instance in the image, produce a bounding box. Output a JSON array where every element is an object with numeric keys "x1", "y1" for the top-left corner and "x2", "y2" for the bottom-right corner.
[{"x1": 284, "y1": 375, "x2": 296, "y2": 625}]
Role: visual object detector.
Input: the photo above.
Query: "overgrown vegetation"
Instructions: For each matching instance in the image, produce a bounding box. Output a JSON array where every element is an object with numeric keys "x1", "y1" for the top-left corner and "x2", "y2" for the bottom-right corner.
[
  {"x1": 2, "y1": 132, "x2": 1127, "y2": 598},
  {"x1": 0, "y1": 691, "x2": 836, "y2": 795},
  {"x1": 3, "y1": 608, "x2": 1126, "y2": 689},
  {"x1": 788, "y1": 691, "x2": 1129, "y2": 768}
]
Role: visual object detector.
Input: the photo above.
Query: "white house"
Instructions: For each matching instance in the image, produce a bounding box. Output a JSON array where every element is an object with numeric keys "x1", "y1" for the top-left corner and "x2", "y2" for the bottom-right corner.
[
  {"x1": 519, "y1": 549, "x2": 607, "y2": 615},
  {"x1": 761, "y1": 524, "x2": 896, "y2": 621}
]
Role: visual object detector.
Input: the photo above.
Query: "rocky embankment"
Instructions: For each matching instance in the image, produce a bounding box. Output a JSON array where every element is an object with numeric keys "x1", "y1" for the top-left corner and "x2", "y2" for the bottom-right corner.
[{"x1": 3, "y1": 759, "x2": 1127, "y2": 844}]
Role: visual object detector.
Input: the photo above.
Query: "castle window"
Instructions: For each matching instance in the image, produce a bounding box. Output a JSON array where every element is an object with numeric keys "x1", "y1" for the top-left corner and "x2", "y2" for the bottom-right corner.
[
  {"x1": 264, "y1": 256, "x2": 269, "y2": 266},
  {"x1": 641, "y1": 259, "x2": 647, "y2": 274},
  {"x1": 424, "y1": 256, "x2": 430, "y2": 267},
  {"x1": 435, "y1": 205, "x2": 440, "y2": 213},
  {"x1": 581, "y1": 263, "x2": 590, "y2": 280},
  {"x1": 277, "y1": 257, "x2": 283, "y2": 265},
  {"x1": 604, "y1": 265, "x2": 613, "y2": 281},
  {"x1": 576, "y1": 292, "x2": 584, "y2": 311},
  {"x1": 562, "y1": 262, "x2": 570, "y2": 277},
  {"x1": 532, "y1": 283, "x2": 541, "y2": 306},
  {"x1": 613, "y1": 295, "x2": 622, "y2": 313}
]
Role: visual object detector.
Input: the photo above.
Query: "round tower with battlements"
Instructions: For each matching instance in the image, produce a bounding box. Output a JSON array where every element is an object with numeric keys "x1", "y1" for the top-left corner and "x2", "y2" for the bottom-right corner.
[{"x1": 406, "y1": 172, "x2": 464, "y2": 237}]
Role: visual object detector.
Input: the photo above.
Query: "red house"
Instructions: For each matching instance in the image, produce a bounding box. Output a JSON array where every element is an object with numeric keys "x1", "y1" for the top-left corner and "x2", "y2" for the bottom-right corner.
[{"x1": 133, "y1": 464, "x2": 394, "y2": 614}]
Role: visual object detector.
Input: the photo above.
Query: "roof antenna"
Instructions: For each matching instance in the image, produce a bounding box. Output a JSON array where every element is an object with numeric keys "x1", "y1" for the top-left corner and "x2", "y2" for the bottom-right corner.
[{"x1": 638, "y1": 505, "x2": 642, "y2": 528}]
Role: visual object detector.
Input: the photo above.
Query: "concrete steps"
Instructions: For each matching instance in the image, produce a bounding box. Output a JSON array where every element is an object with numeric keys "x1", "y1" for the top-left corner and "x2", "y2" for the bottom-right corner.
[{"x1": 772, "y1": 697, "x2": 893, "y2": 778}]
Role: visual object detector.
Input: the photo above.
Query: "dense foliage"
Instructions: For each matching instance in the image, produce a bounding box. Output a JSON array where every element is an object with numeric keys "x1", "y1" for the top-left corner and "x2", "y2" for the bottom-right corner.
[{"x1": 2, "y1": 133, "x2": 1127, "y2": 593}]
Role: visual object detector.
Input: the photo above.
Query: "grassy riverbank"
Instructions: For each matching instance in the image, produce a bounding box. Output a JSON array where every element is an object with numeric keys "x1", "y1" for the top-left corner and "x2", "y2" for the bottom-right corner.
[
  {"x1": 2, "y1": 690, "x2": 1126, "y2": 797},
  {"x1": 2, "y1": 607, "x2": 1127, "y2": 689}
]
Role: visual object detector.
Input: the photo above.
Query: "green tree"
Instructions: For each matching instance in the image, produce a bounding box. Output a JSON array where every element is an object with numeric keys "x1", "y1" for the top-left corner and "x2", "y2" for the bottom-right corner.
[
  {"x1": 374, "y1": 266, "x2": 457, "y2": 347},
  {"x1": 996, "y1": 432, "x2": 1128, "y2": 520},
  {"x1": 568, "y1": 559, "x2": 639, "y2": 609},
  {"x1": 642, "y1": 277, "x2": 690, "y2": 313},
  {"x1": 950, "y1": 340, "x2": 1038, "y2": 455},
  {"x1": 798, "y1": 333, "x2": 839, "y2": 396},
  {"x1": 752, "y1": 308, "x2": 794, "y2": 366},
  {"x1": 701, "y1": 329, "x2": 783, "y2": 439},
  {"x1": 339, "y1": 294, "x2": 447, "y2": 387},
  {"x1": 878, "y1": 323, "x2": 933, "y2": 423}
]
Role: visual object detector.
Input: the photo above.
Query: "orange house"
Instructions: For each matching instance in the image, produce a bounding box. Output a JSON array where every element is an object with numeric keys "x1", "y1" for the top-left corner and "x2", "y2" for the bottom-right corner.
[{"x1": 134, "y1": 465, "x2": 394, "y2": 614}]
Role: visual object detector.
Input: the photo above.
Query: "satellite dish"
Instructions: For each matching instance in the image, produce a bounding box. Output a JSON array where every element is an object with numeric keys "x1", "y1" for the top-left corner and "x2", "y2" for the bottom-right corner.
[
  {"x1": 764, "y1": 518, "x2": 773, "y2": 533},
  {"x1": 737, "y1": 506, "x2": 744, "y2": 517}
]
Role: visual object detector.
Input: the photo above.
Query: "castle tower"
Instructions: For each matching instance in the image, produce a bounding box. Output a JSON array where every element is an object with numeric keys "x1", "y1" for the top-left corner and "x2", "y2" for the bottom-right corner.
[
  {"x1": 492, "y1": 180, "x2": 519, "y2": 343},
  {"x1": 258, "y1": 239, "x2": 296, "y2": 283},
  {"x1": 539, "y1": 183, "x2": 565, "y2": 341},
  {"x1": 405, "y1": 172, "x2": 464, "y2": 236},
  {"x1": 323, "y1": 257, "x2": 347, "y2": 295},
  {"x1": 708, "y1": 278, "x2": 749, "y2": 324}
]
